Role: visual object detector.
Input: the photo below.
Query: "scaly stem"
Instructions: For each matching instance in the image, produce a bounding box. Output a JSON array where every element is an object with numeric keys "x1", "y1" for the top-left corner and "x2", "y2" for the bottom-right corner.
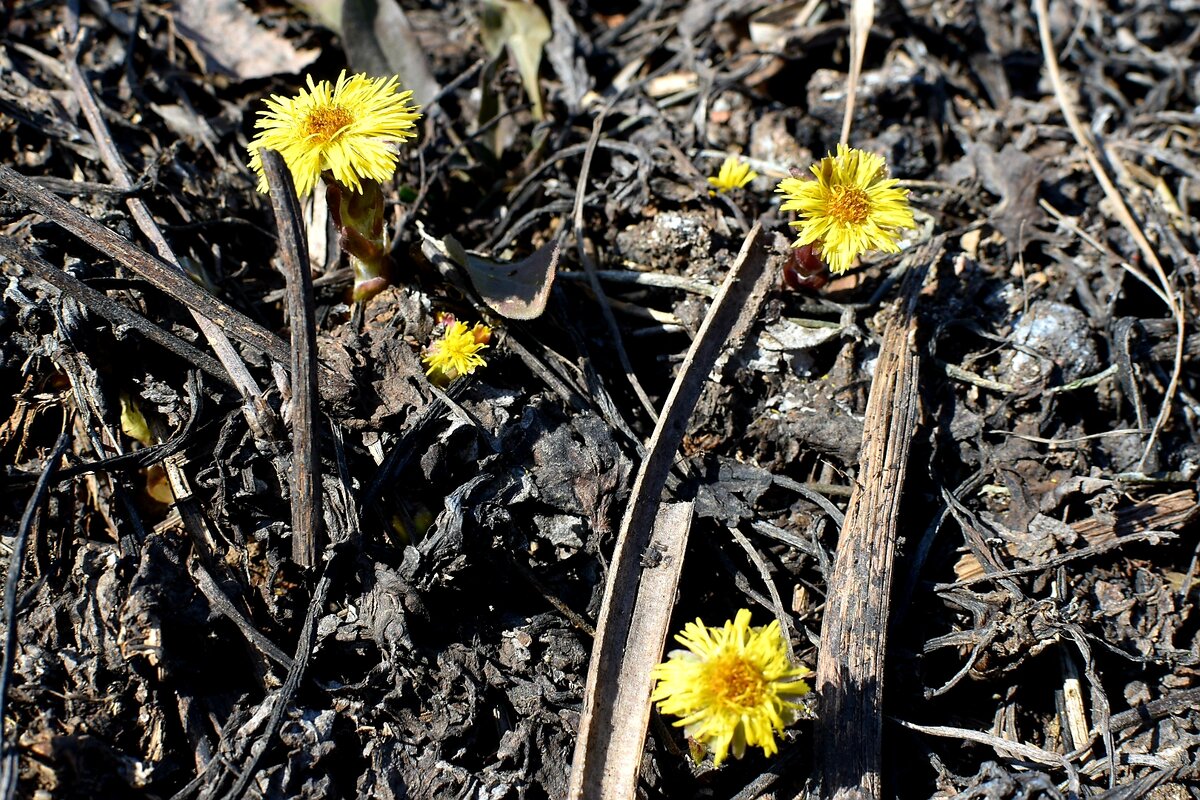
[{"x1": 326, "y1": 177, "x2": 390, "y2": 303}]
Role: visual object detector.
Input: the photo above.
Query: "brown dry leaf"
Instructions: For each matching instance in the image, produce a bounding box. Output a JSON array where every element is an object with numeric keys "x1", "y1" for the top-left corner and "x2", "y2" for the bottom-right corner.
[
  {"x1": 290, "y1": 0, "x2": 341, "y2": 30},
  {"x1": 144, "y1": 465, "x2": 175, "y2": 505},
  {"x1": 969, "y1": 142, "x2": 1058, "y2": 253},
  {"x1": 172, "y1": 0, "x2": 318, "y2": 80},
  {"x1": 749, "y1": 0, "x2": 820, "y2": 47},
  {"x1": 437, "y1": 235, "x2": 560, "y2": 320}
]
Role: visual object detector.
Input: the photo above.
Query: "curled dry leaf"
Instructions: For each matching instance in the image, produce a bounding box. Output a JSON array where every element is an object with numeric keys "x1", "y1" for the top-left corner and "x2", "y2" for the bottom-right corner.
[
  {"x1": 479, "y1": 0, "x2": 552, "y2": 120},
  {"x1": 455, "y1": 238, "x2": 561, "y2": 321},
  {"x1": 340, "y1": 0, "x2": 441, "y2": 107},
  {"x1": 419, "y1": 224, "x2": 559, "y2": 320}
]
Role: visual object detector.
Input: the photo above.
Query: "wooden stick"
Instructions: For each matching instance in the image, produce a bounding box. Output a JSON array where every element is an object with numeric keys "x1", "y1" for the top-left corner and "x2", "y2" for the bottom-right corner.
[
  {"x1": 810, "y1": 264, "x2": 925, "y2": 800},
  {"x1": 0, "y1": 238, "x2": 232, "y2": 386},
  {"x1": 260, "y1": 150, "x2": 323, "y2": 569},
  {"x1": 62, "y1": 48, "x2": 276, "y2": 436},
  {"x1": 0, "y1": 166, "x2": 291, "y2": 367}
]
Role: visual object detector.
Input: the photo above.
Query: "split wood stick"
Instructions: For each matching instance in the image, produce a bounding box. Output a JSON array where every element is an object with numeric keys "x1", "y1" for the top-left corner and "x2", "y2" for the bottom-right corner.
[
  {"x1": 809, "y1": 266, "x2": 924, "y2": 800},
  {"x1": 569, "y1": 224, "x2": 775, "y2": 800}
]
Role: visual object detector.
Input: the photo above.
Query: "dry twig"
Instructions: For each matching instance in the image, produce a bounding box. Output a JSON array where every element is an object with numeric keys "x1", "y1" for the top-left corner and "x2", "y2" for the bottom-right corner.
[{"x1": 261, "y1": 150, "x2": 323, "y2": 568}]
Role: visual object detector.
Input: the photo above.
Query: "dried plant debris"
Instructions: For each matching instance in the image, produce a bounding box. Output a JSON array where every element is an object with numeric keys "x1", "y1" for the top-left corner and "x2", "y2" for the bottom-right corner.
[{"x1": 1, "y1": 0, "x2": 1199, "y2": 797}]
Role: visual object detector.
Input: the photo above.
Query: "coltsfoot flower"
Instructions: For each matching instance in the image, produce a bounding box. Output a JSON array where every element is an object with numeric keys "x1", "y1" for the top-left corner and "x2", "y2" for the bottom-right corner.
[
  {"x1": 708, "y1": 155, "x2": 758, "y2": 194},
  {"x1": 775, "y1": 144, "x2": 915, "y2": 274},
  {"x1": 651, "y1": 609, "x2": 812, "y2": 766},
  {"x1": 248, "y1": 70, "x2": 421, "y2": 197},
  {"x1": 422, "y1": 313, "x2": 492, "y2": 385}
]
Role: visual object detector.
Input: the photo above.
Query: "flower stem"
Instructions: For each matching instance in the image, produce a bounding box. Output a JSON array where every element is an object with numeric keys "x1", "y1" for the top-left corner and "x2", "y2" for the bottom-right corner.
[{"x1": 326, "y1": 177, "x2": 390, "y2": 303}]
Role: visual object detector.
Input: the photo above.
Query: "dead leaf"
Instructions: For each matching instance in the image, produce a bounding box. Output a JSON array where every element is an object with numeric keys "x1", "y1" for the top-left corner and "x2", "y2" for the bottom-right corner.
[
  {"x1": 418, "y1": 224, "x2": 559, "y2": 319},
  {"x1": 744, "y1": 317, "x2": 843, "y2": 372},
  {"x1": 969, "y1": 142, "x2": 1059, "y2": 253},
  {"x1": 172, "y1": 0, "x2": 318, "y2": 80},
  {"x1": 479, "y1": 0, "x2": 551, "y2": 120},
  {"x1": 749, "y1": 0, "x2": 821, "y2": 48},
  {"x1": 290, "y1": 0, "x2": 342, "y2": 30},
  {"x1": 341, "y1": 0, "x2": 441, "y2": 107},
  {"x1": 458, "y1": 238, "x2": 560, "y2": 320},
  {"x1": 545, "y1": 0, "x2": 592, "y2": 114}
]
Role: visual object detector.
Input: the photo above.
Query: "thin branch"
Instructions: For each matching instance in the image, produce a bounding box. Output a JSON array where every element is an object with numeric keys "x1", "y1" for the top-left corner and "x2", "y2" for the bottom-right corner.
[
  {"x1": 261, "y1": 150, "x2": 323, "y2": 569},
  {"x1": 0, "y1": 426, "x2": 72, "y2": 800}
]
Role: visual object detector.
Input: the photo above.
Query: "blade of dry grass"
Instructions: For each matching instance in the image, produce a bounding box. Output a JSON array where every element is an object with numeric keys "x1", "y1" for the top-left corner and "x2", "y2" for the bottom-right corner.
[
  {"x1": 0, "y1": 427, "x2": 72, "y2": 798},
  {"x1": 62, "y1": 30, "x2": 278, "y2": 440},
  {"x1": 1033, "y1": 0, "x2": 1185, "y2": 473},
  {"x1": 572, "y1": 113, "x2": 661, "y2": 423},
  {"x1": 894, "y1": 720, "x2": 1073, "y2": 769},
  {"x1": 840, "y1": 0, "x2": 874, "y2": 145},
  {"x1": 577, "y1": 501, "x2": 691, "y2": 800}
]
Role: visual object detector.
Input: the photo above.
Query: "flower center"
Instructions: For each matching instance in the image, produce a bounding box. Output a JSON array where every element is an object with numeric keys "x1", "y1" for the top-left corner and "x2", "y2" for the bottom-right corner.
[
  {"x1": 709, "y1": 655, "x2": 766, "y2": 709},
  {"x1": 303, "y1": 105, "x2": 354, "y2": 144},
  {"x1": 444, "y1": 339, "x2": 473, "y2": 365},
  {"x1": 828, "y1": 185, "x2": 871, "y2": 225}
]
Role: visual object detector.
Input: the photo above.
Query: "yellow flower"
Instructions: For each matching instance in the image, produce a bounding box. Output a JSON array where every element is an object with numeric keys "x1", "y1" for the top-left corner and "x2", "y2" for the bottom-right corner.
[
  {"x1": 775, "y1": 144, "x2": 915, "y2": 274},
  {"x1": 651, "y1": 609, "x2": 812, "y2": 766},
  {"x1": 707, "y1": 155, "x2": 758, "y2": 194},
  {"x1": 248, "y1": 70, "x2": 421, "y2": 198},
  {"x1": 422, "y1": 314, "x2": 491, "y2": 384}
]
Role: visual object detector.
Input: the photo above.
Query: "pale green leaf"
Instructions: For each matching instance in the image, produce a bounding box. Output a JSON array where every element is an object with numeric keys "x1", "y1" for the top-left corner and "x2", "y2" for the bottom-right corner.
[{"x1": 479, "y1": 0, "x2": 551, "y2": 120}]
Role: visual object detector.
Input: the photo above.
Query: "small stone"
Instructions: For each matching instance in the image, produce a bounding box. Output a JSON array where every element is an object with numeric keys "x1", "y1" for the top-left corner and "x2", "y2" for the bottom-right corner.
[{"x1": 1001, "y1": 300, "x2": 1099, "y2": 386}]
